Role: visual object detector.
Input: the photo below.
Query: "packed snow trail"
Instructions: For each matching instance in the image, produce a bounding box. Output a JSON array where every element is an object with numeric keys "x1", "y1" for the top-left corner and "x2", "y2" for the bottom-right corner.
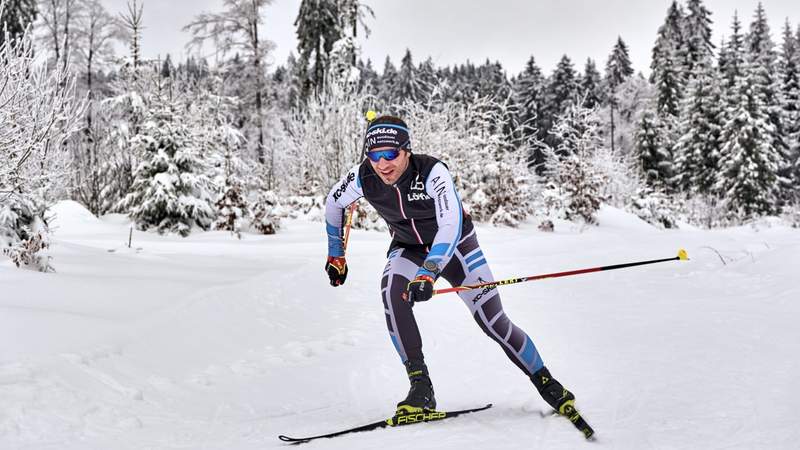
[{"x1": 1, "y1": 201, "x2": 798, "y2": 449}]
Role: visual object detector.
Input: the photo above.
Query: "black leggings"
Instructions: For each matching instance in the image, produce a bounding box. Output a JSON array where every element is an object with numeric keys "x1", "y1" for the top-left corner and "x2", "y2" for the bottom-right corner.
[{"x1": 380, "y1": 231, "x2": 545, "y2": 376}]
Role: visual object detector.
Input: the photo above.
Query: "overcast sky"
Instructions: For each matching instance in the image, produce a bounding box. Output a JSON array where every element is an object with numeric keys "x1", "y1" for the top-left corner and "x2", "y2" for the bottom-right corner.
[{"x1": 103, "y1": 0, "x2": 798, "y2": 76}]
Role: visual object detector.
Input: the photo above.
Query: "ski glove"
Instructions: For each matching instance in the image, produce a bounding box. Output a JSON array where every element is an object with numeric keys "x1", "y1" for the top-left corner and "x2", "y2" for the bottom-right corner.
[
  {"x1": 326, "y1": 256, "x2": 348, "y2": 286},
  {"x1": 404, "y1": 275, "x2": 435, "y2": 303}
]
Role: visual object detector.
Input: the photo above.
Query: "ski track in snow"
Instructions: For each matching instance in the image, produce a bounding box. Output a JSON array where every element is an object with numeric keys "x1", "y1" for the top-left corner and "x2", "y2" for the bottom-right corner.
[{"x1": 1, "y1": 201, "x2": 799, "y2": 449}]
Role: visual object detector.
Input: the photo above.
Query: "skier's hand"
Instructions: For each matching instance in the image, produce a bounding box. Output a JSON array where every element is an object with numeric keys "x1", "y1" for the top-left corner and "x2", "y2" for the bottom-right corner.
[
  {"x1": 325, "y1": 256, "x2": 348, "y2": 286},
  {"x1": 404, "y1": 275, "x2": 435, "y2": 303}
]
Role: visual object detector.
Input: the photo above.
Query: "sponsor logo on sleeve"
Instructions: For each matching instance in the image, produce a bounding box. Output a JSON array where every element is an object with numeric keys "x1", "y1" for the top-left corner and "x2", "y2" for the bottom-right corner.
[
  {"x1": 333, "y1": 172, "x2": 356, "y2": 201},
  {"x1": 430, "y1": 176, "x2": 450, "y2": 217}
]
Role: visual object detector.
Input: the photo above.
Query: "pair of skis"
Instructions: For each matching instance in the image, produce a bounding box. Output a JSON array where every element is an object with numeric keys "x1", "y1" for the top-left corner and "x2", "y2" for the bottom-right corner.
[{"x1": 278, "y1": 403, "x2": 594, "y2": 444}]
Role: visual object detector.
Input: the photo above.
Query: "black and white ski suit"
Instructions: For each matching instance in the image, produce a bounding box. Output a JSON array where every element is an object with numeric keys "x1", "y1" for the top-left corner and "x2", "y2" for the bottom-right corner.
[{"x1": 325, "y1": 154, "x2": 544, "y2": 376}]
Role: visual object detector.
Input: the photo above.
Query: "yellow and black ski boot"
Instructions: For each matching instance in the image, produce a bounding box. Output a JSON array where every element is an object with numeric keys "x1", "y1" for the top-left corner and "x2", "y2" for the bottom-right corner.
[
  {"x1": 532, "y1": 366, "x2": 594, "y2": 439},
  {"x1": 395, "y1": 359, "x2": 436, "y2": 415}
]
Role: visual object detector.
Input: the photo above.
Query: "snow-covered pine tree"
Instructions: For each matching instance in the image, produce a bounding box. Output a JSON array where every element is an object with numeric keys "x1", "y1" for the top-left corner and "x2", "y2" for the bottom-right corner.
[
  {"x1": 603, "y1": 36, "x2": 634, "y2": 154},
  {"x1": 605, "y1": 36, "x2": 634, "y2": 90},
  {"x1": 513, "y1": 56, "x2": 546, "y2": 165},
  {"x1": 745, "y1": 3, "x2": 790, "y2": 199},
  {"x1": 672, "y1": 55, "x2": 723, "y2": 194},
  {"x1": 651, "y1": 1, "x2": 686, "y2": 119},
  {"x1": 379, "y1": 55, "x2": 397, "y2": 107},
  {"x1": 719, "y1": 12, "x2": 746, "y2": 91},
  {"x1": 294, "y1": 0, "x2": 341, "y2": 101},
  {"x1": 636, "y1": 108, "x2": 672, "y2": 188},
  {"x1": 357, "y1": 58, "x2": 379, "y2": 95},
  {"x1": 116, "y1": 95, "x2": 215, "y2": 236},
  {"x1": 715, "y1": 59, "x2": 785, "y2": 220},
  {"x1": 417, "y1": 57, "x2": 438, "y2": 100},
  {"x1": 394, "y1": 49, "x2": 423, "y2": 104},
  {"x1": 779, "y1": 21, "x2": 800, "y2": 198},
  {"x1": 581, "y1": 58, "x2": 602, "y2": 109},
  {"x1": 0, "y1": 0, "x2": 37, "y2": 46},
  {"x1": 541, "y1": 55, "x2": 579, "y2": 151},
  {"x1": 683, "y1": 0, "x2": 715, "y2": 77},
  {"x1": 542, "y1": 103, "x2": 608, "y2": 224}
]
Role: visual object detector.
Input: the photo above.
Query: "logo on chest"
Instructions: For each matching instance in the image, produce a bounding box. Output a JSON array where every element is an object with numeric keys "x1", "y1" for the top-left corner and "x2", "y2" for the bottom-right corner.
[{"x1": 407, "y1": 175, "x2": 432, "y2": 202}]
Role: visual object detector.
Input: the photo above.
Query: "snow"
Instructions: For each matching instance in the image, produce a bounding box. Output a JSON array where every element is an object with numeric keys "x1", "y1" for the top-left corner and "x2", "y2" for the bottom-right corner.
[{"x1": 2, "y1": 201, "x2": 799, "y2": 449}]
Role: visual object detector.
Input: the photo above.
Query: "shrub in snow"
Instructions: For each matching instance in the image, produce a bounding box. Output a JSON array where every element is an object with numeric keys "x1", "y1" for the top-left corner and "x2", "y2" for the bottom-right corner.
[
  {"x1": 214, "y1": 177, "x2": 248, "y2": 238},
  {"x1": 401, "y1": 94, "x2": 535, "y2": 226},
  {"x1": 0, "y1": 195, "x2": 52, "y2": 271},
  {"x1": 1, "y1": 24, "x2": 84, "y2": 270},
  {"x1": 250, "y1": 190, "x2": 281, "y2": 235},
  {"x1": 542, "y1": 103, "x2": 608, "y2": 225},
  {"x1": 351, "y1": 202, "x2": 388, "y2": 231},
  {"x1": 116, "y1": 102, "x2": 215, "y2": 237},
  {"x1": 629, "y1": 188, "x2": 679, "y2": 229}
]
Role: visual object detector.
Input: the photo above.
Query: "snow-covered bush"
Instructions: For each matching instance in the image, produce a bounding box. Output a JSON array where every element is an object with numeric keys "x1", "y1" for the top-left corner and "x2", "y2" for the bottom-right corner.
[
  {"x1": 1, "y1": 24, "x2": 84, "y2": 270},
  {"x1": 629, "y1": 188, "x2": 679, "y2": 229},
  {"x1": 541, "y1": 103, "x2": 608, "y2": 225},
  {"x1": 250, "y1": 190, "x2": 281, "y2": 235},
  {"x1": 283, "y1": 75, "x2": 373, "y2": 196},
  {"x1": 402, "y1": 93, "x2": 535, "y2": 226},
  {"x1": 0, "y1": 194, "x2": 52, "y2": 271}
]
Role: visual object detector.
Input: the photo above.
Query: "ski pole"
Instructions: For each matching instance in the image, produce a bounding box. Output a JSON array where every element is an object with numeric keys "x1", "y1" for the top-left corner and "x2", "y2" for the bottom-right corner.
[
  {"x1": 342, "y1": 202, "x2": 358, "y2": 253},
  {"x1": 433, "y1": 249, "x2": 689, "y2": 296}
]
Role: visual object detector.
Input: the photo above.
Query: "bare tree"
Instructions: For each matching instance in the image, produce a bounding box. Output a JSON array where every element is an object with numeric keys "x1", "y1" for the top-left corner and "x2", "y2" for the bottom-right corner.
[
  {"x1": 183, "y1": 0, "x2": 275, "y2": 166},
  {"x1": 118, "y1": 0, "x2": 143, "y2": 68}
]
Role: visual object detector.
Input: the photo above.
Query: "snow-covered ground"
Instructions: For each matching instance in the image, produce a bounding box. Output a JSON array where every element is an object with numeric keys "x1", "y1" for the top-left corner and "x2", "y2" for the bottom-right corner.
[{"x1": 1, "y1": 201, "x2": 799, "y2": 449}]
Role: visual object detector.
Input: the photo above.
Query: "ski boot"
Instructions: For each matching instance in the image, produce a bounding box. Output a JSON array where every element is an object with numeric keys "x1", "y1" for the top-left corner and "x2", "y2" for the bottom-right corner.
[
  {"x1": 531, "y1": 366, "x2": 594, "y2": 439},
  {"x1": 396, "y1": 359, "x2": 436, "y2": 415}
]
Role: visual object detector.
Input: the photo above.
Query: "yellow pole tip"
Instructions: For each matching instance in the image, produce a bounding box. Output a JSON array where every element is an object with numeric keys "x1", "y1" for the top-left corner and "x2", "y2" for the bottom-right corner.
[
  {"x1": 365, "y1": 110, "x2": 377, "y2": 122},
  {"x1": 678, "y1": 249, "x2": 689, "y2": 260}
]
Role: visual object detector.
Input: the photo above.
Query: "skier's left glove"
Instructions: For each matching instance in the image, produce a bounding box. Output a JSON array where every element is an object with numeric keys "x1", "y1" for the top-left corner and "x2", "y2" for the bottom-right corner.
[{"x1": 404, "y1": 275, "x2": 435, "y2": 303}]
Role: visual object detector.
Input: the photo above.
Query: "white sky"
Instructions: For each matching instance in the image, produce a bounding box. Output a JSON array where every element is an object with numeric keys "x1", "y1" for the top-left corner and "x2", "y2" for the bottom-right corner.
[{"x1": 102, "y1": 0, "x2": 799, "y2": 76}]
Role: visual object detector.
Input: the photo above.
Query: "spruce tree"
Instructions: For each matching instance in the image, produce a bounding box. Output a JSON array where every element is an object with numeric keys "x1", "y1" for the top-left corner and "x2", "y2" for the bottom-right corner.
[
  {"x1": 379, "y1": 55, "x2": 397, "y2": 106},
  {"x1": 117, "y1": 99, "x2": 215, "y2": 236},
  {"x1": 605, "y1": 36, "x2": 634, "y2": 90},
  {"x1": 780, "y1": 22, "x2": 800, "y2": 189},
  {"x1": 745, "y1": 3, "x2": 789, "y2": 198},
  {"x1": 514, "y1": 56, "x2": 545, "y2": 139},
  {"x1": 0, "y1": 0, "x2": 37, "y2": 46},
  {"x1": 673, "y1": 56, "x2": 723, "y2": 193},
  {"x1": 651, "y1": 1, "x2": 686, "y2": 118},
  {"x1": 394, "y1": 49, "x2": 422, "y2": 103},
  {"x1": 683, "y1": 0, "x2": 715, "y2": 76},
  {"x1": 542, "y1": 55, "x2": 579, "y2": 150},
  {"x1": 719, "y1": 12, "x2": 746, "y2": 91},
  {"x1": 295, "y1": 0, "x2": 341, "y2": 99},
  {"x1": 604, "y1": 36, "x2": 634, "y2": 153},
  {"x1": 636, "y1": 109, "x2": 672, "y2": 187},
  {"x1": 715, "y1": 61, "x2": 784, "y2": 219},
  {"x1": 581, "y1": 58, "x2": 602, "y2": 109}
]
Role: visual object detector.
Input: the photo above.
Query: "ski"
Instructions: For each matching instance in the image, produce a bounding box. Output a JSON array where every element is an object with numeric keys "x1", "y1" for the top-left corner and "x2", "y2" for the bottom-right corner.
[
  {"x1": 541, "y1": 404, "x2": 595, "y2": 440},
  {"x1": 277, "y1": 403, "x2": 492, "y2": 444}
]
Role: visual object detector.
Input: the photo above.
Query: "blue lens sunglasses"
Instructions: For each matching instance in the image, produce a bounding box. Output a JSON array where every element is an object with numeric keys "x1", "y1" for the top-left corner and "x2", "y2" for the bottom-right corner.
[{"x1": 365, "y1": 141, "x2": 409, "y2": 162}]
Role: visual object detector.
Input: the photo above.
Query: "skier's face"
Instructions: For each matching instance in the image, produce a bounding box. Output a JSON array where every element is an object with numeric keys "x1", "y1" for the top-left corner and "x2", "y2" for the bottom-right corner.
[{"x1": 369, "y1": 149, "x2": 410, "y2": 185}]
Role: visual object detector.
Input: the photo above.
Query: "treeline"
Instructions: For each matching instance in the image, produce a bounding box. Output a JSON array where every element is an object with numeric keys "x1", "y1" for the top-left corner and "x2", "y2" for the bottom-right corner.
[{"x1": 1, "y1": 0, "x2": 799, "y2": 271}]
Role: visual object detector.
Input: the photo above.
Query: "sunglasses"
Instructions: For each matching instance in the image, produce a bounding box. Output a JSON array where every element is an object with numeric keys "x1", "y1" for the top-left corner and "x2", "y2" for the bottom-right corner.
[{"x1": 365, "y1": 141, "x2": 409, "y2": 163}]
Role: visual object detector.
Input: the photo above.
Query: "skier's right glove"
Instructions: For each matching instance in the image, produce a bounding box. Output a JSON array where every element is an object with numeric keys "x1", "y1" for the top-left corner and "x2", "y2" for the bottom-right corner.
[{"x1": 325, "y1": 256, "x2": 348, "y2": 287}]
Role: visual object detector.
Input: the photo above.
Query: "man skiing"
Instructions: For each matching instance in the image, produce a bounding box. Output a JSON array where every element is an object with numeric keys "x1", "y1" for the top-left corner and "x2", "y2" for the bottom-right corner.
[{"x1": 324, "y1": 114, "x2": 585, "y2": 422}]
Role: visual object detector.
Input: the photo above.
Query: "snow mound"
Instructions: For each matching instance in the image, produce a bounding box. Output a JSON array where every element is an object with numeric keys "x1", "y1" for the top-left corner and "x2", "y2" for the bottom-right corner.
[
  {"x1": 596, "y1": 204, "x2": 657, "y2": 231},
  {"x1": 48, "y1": 200, "x2": 108, "y2": 235}
]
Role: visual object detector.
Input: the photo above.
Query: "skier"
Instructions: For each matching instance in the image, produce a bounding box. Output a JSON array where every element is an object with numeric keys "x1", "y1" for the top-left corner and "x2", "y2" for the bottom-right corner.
[{"x1": 324, "y1": 115, "x2": 583, "y2": 419}]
